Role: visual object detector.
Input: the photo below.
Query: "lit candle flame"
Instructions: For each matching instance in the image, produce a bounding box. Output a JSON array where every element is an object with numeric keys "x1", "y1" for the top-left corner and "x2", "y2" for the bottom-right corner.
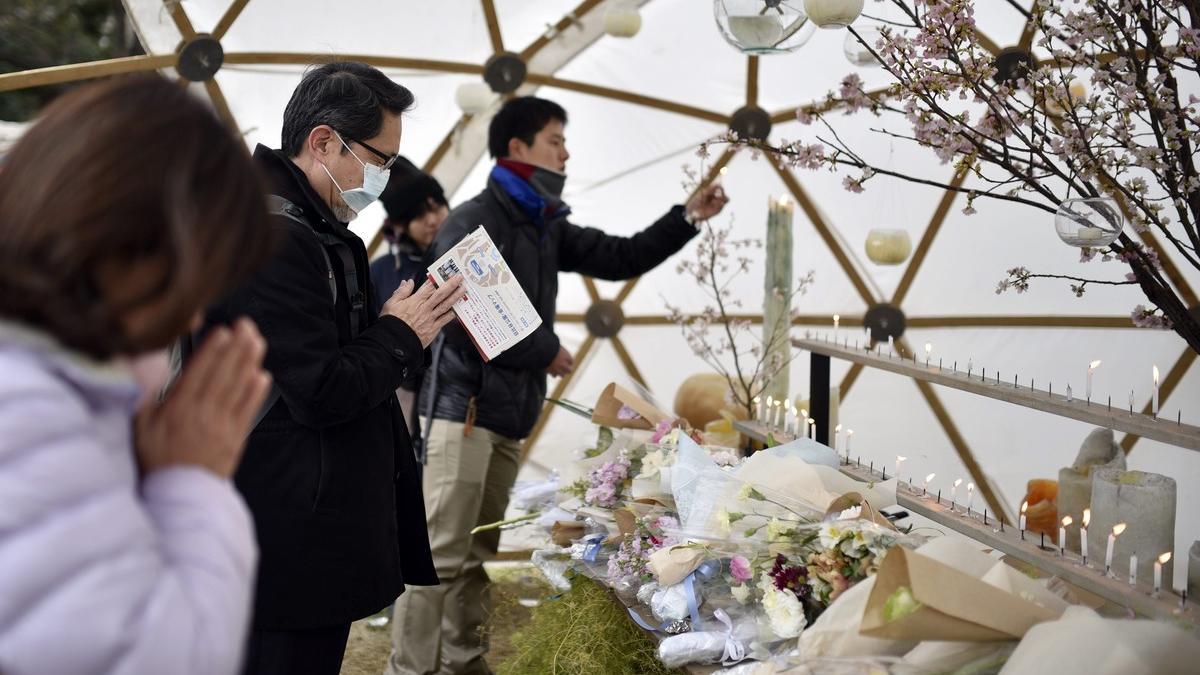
[
  {"x1": 799, "y1": 408, "x2": 808, "y2": 417},
  {"x1": 777, "y1": 195, "x2": 790, "y2": 207},
  {"x1": 1083, "y1": 508, "x2": 1091, "y2": 527},
  {"x1": 846, "y1": 429, "x2": 854, "y2": 437},
  {"x1": 1153, "y1": 365, "x2": 1160, "y2": 384},
  {"x1": 967, "y1": 482, "x2": 974, "y2": 490},
  {"x1": 766, "y1": 395, "x2": 774, "y2": 407},
  {"x1": 1159, "y1": 552, "x2": 1172, "y2": 564},
  {"x1": 753, "y1": 396, "x2": 761, "y2": 404},
  {"x1": 1062, "y1": 516, "x2": 1073, "y2": 527},
  {"x1": 835, "y1": 424, "x2": 842, "y2": 432},
  {"x1": 925, "y1": 342, "x2": 932, "y2": 355},
  {"x1": 791, "y1": 406, "x2": 798, "y2": 415},
  {"x1": 925, "y1": 473, "x2": 936, "y2": 483},
  {"x1": 953, "y1": 478, "x2": 963, "y2": 488},
  {"x1": 719, "y1": 167, "x2": 728, "y2": 176},
  {"x1": 1089, "y1": 360, "x2": 1102, "y2": 370},
  {"x1": 896, "y1": 455, "x2": 907, "y2": 463},
  {"x1": 1113, "y1": 523, "x2": 1126, "y2": 536},
  {"x1": 783, "y1": 398, "x2": 791, "y2": 409},
  {"x1": 1021, "y1": 500, "x2": 1028, "y2": 514}
]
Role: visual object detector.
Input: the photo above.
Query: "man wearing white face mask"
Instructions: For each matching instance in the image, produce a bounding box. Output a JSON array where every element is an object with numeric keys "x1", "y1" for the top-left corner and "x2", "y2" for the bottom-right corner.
[{"x1": 201, "y1": 62, "x2": 466, "y2": 675}]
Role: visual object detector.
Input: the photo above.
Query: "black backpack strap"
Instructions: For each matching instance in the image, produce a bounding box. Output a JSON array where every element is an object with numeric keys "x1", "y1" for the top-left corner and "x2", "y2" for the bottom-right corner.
[{"x1": 266, "y1": 195, "x2": 366, "y2": 337}]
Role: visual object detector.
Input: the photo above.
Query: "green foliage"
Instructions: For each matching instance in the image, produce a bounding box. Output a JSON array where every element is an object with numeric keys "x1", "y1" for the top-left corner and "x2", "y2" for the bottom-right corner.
[
  {"x1": 497, "y1": 576, "x2": 682, "y2": 675},
  {"x1": 583, "y1": 426, "x2": 614, "y2": 458},
  {"x1": 0, "y1": 0, "x2": 141, "y2": 121}
]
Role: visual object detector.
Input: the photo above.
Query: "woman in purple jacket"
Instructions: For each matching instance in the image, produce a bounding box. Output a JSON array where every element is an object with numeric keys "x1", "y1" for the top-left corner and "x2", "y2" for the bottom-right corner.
[{"x1": 0, "y1": 75, "x2": 277, "y2": 674}]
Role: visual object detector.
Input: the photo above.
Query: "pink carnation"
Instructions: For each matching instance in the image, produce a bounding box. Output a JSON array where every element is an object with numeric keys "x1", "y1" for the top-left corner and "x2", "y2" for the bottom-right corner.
[{"x1": 730, "y1": 555, "x2": 752, "y2": 583}]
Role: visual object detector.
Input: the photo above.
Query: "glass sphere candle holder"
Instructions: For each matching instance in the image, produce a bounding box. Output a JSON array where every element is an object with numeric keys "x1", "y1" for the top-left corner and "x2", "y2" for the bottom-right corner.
[{"x1": 1055, "y1": 197, "x2": 1123, "y2": 248}]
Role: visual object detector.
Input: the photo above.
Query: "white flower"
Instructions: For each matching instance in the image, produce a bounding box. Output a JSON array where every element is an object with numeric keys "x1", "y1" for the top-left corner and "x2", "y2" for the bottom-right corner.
[
  {"x1": 737, "y1": 484, "x2": 754, "y2": 501},
  {"x1": 640, "y1": 449, "x2": 667, "y2": 478},
  {"x1": 766, "y1": 517, "x2": 795, "y2": 542},
  {"x1": 818, "y1": 523, "x2": 844, "y2": 551},
  {"x1": 762, "y1": 587, "x2": 807, "y2": 638},
  {"x1": 730, "y1": 584, "x2": 752, "y2": 604},
  {"x1": 716, "y1": 508, "x2": 732, "y2": 535}
]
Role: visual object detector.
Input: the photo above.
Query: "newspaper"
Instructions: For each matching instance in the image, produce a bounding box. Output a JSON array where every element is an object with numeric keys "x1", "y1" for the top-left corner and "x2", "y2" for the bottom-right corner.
[{"x1": 427, "y1": 225, "x2": 542, "y2": 361}]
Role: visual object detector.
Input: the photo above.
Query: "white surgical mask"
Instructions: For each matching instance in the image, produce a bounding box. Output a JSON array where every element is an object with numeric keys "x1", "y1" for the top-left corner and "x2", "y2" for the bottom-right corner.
[{"x1": 320, "y1": 131, "x2": 390, "y2": 219}]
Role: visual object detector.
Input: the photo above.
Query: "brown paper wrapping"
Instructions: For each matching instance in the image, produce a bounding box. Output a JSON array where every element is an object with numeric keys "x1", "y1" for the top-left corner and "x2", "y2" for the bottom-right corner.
[
  {"x1": 860, "y1": 548, "x2": 1061, "y2": 642},
  {"x1": 591, "y1": 382, "x2": 672, "y2": 430},
  {"x1": 824, "y1": 492, "x2": 899, "y2": 532}
]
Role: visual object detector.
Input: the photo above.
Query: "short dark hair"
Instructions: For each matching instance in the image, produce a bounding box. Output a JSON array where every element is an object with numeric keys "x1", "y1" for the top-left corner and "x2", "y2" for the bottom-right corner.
[
  {"x1": 281, "y1": 62, "x2": 415, "y2": 157},
  {"x1": 487, "y1": 96, "x2": 567, "y2": 159},
  {"x1": 380, "y1": 157, "x2": 448, "y2": 228},
  {"x1": 0, "y1": 74, "x2": 276, "y2": 359}
]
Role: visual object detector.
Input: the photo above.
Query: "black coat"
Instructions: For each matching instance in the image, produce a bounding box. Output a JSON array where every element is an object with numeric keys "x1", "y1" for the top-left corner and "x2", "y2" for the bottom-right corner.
[
  {"x1": 204, "y1": 145, "x2": 437, "y2": 631},
  {"x1": 420, "y1": 175, "x2": 698, "y2": 440}
]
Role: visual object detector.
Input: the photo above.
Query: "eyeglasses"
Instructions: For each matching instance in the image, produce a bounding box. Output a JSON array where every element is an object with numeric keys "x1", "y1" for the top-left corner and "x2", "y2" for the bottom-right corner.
[{"x1": 349, "y1": 137, "x2": 401, "y2": 170}]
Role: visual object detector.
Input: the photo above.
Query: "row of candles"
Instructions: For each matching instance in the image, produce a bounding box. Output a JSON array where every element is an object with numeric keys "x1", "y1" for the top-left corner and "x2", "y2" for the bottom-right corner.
[
  {"x1": 753, "y1": 394, "x2": 851, "y2": 450},
  {"x1": 813, "y1": 323, "x2": 1170, "y2": 420},
  {"x1": 901, "y1": 460, "x2": 1183, "y2": 604}
]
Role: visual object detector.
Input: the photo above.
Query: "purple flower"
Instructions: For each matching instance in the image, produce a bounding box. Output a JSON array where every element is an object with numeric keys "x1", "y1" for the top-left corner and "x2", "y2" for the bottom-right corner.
[{"x1": 729, "y1": 555, "x2": 752, "y2": 583}]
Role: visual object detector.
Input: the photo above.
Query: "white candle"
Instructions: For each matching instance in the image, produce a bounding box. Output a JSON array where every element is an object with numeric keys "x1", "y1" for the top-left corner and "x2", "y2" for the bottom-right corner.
[
  {"x1": 833, "y1": 314, "x2": 840, "y2": 338},
  {"x1": 1020, "y1": 500, "x2": 1028, "y2": 539},
  {"x1": 789, "y1": 406, "x2": 799, "y2": 436},
  {"x1": 1155, "y1": 552, "x2": 1171, "y2": 595},
  {"x1": 966, "y1": 483, "x2": 975, "y2": 512},
  {"x1": 799, "y1": 409, "x2": 809, "y2": 437},
  {"x1": 845, "y1": 429, "x2": 853, "y2": 453},
  {"x1": 1130, "y1": 554, "x2": 1138, "y2": 586},
  {"x1": 765, "y1": 395, "x2": 774, "y2": 426},
  {"x1": 924, "y1": 342, "x2": 932, "y2": 367},
  {"x1": 1087, "y1": 360, "x2": 1101, "y2": 400},
  {"x1": 755, "y1": 396, "x2": 764, "y2": 422},
  {"x1": 951, "y1": 478, "x2": 963, "y2": 509},
  {"x1": 783, "y1": 398, "x2": 792, "y2": 431},
  {"x1": 894, "y1": 455, "x2": 906, "y2": 480},
  {"x1": 1153, "y1": 365, "x2": 1160, "y2": 416},
  {"x1": 774, "y1": 401, "x2": 784, "y2": 429},
  {"x1": 1081, "y1": 508, "x2": 1091, "y2": 564},
  {"x1": 834, "y1": 424, "x2": 842, "y2": 452},
  {"x1": 1059, "y1": 516, "x2": 1072, "y2": 556},
  {"x1": 1067, "y1": 384, "x2": 1073, "y2": 402},
  {"x1": 923, "y1": 473, "x2": 935, "y2": 496},
  {"x1": 809, "y1": 420, "x2": 817, "y2": 440},
  {"x1": 1106, "y1": 523, "x2": 1126, "y2": 576},
  {"x1": 888, "y1": 335, "x2": 895, "y2": 356}
]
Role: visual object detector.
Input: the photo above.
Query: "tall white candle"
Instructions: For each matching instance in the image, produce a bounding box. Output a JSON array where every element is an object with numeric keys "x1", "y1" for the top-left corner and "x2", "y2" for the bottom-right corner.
[
  {"x1": 924, "y1": 342, "x2": 932, "y2": 367},
  {"x1": 754, "y1": 396, "x2": 764, "y2": 422},
  {"x1": 923, "y1": 473, "x2": 935, "y2": 496},
  {"x1": 833, "y1": 314, "x2": 840, "y2": 339},
  {"x1": 1020, "y1": 500, "x2": 1028, "y2": 533},
  {"x1": 951, "y1": 478, "x2": 963, "y2": 510},
  {"x1": 834, "y1": 424, "x2": 842, "y2": 452},
  {"x1": 799, "y1": 409, "x2": 809, "y2": 437},
  {"x1": 1153, "y1": 365, "x2": 1160, "y2": 416},
  {"x1": 845, "y1": 429, "x2": 853, "y2": 453},
  {"x1": 966, "y1": 483, "x2": 975, "y2": 512},
  {"x1": 1106, "y1": 523, "x2": 1127, "y2": 576},
  {"x1": 774, "y1": 400, "x2": 784, "y2": 429},
  {"x1": 765, "y1": 395, "x2": 774, "y2": 426},
  {"x1": 1155, "y1": 552, "x2": 1171, "y2": 595},
  {"x1": 783, "y1": 398, "x2": 792, "y2": 432},
  {"x1": 1130, "y1": 554, "x2": 1138, "y2": 586},
  {"x1": 888, "y1": 335, "x2": 895, "y2": 356},
  {"x1": 1060, "y1": 516, "x2": 1073, "y2": 556},
  {"x1": 809, "y1": 421, "x2": 817, "y2": 440},
  {"x1": 1081, "y1": 508, "x2": 1091, "y2": 564},
  {"x1": 789, "y1": 406, "x2": 799, "y2": 436},
  {"x1": 894, "y1": 455, "x2": 906, "y2": 480},
  {"x1": 1087, "y1": 360, "x2": 1101, "y2": 400}
]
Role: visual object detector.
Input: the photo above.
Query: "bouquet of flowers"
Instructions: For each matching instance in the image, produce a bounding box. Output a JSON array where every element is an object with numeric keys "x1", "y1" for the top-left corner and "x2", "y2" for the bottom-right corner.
[{"x1": 608, "y1": 514, "x2": 682, "y2": 583}]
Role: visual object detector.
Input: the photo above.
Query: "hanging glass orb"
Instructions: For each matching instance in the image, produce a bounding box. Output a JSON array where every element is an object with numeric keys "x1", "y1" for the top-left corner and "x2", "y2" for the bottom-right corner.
[
  {"x1": 1055, "y1": 198, "x2": 1124, "y2": 248},
  {"x1": 713, "y1": 0, "x2": 817, "y2": 55},
  {"x1": 804, "y1": 0, "x2": 865, "y2": 28},
  {"x1": 865, "y1": 228, "x2": 912, "y2": 265},
  {"x1": 843, "y1": 25, "x2": 884, "y2": 66}
]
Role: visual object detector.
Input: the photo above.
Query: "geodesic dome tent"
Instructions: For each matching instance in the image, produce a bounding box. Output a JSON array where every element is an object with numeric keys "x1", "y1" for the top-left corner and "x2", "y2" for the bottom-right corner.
[{"x1": 4, "y1": 0, "x2": 1198, "y2": 582}]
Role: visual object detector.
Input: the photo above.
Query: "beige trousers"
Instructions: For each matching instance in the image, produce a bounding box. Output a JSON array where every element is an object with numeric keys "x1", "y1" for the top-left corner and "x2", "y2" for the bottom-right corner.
[{"x1": 387, "y1": 420, "x2": 521, "y2": 675}]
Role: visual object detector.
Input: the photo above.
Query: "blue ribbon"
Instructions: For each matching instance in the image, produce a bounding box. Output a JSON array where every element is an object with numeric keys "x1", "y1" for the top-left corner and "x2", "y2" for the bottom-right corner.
[
  {"x1": 683, "y1": 573, "x2": 703, "y2": 631},
  {"x1": 582, "y1": 534, "x2": 604, "y2": 562}
]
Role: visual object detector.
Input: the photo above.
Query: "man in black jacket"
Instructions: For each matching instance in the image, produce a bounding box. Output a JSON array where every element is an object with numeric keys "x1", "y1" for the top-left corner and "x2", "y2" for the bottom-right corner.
[
  {"x1": 389, "y1": 96, "x2": 728, "y2": 675},
  {"x1": 204, "y1": 62, "x2": 464, "y2": 675}
]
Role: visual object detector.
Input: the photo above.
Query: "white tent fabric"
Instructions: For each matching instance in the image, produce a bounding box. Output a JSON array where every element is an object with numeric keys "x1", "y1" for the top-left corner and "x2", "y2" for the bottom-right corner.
[{"x1": 114, "y1": 0, "x2": 1200, "y2": 585}]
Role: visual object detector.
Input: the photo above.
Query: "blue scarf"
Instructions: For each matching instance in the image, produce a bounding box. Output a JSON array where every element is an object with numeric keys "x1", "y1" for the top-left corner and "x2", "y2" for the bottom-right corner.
[{"x1": 490, "y1": 163, "x2": 570, "y2": 229}]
